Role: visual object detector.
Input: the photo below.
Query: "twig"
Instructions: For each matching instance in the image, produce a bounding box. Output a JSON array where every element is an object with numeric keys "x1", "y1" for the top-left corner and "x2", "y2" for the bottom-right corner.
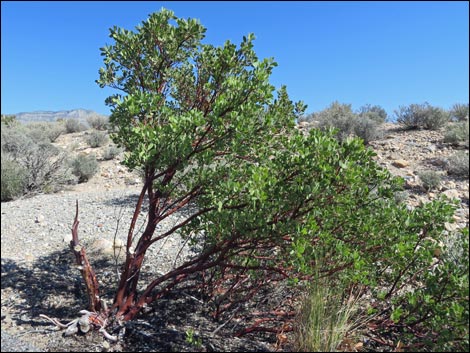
[
  {"x1": 39, "y1": 314, "x2": 74, "y2": 329},
  {"x1": 212, "y1": 306, "x2": 240, "y2": 336},
  {"x1": 99, "y1": 327, "x2": 118, "y2": 342},
  {"x1": 182, "y1": 291, "x2": 204, "y2": 304},
  {"x1": 15, "y1": 329, "x2": 52, "y2": 336}
]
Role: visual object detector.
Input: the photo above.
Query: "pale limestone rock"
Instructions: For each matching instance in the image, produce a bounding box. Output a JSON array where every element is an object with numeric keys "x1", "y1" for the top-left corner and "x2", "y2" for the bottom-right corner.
[
  {"x1": 444, "y1": 222, "x2": 459, "y2": 232},
  {"x1": 392, "y1": 159, "x2": 410, "y2": 168},
  {"x1": 35, "y1": 214, "x2": 45, "y2": 223},
  {"x1": 442, "y1": 189, "x2": 460, "y2": 200}
]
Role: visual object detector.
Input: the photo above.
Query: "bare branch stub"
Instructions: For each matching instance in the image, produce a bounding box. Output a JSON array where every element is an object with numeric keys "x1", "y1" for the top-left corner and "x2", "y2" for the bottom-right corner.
[{"x1": 70, "y1": 200, "x2": 102, "y2": 312}]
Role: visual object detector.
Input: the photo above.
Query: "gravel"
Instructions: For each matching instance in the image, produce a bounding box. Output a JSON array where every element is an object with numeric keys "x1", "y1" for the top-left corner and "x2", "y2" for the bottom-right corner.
[
  {"x1": 0, "y1": 186, "x2": 217, "y2": 352},
  {"x1": 1, "y1": 186, "x2": 192, "y2": 268},
  {"x1": 1, "y1": 331, "x2": 42, "y2": 352},
  {"x1": 1, "y1": 186, "x2": 275, "y2": 352}
]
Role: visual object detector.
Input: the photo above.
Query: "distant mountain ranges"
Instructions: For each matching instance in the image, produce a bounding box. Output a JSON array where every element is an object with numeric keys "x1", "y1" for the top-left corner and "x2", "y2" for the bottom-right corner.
[{"x1": 4, "y1": 109, "x2": 108, "y2": 124}]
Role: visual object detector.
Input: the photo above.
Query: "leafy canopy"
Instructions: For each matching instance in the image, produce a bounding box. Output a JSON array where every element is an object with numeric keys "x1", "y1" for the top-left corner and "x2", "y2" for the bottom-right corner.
[{"x1": 97, "y1": 8, "x2": 301, "y2": 174}]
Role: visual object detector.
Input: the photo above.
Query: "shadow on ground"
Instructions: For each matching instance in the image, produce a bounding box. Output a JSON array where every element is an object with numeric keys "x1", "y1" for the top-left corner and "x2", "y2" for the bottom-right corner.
[
  {"x1": 102, "y1": 192, "x2": 142, "y2": 209},
  {"x1": 1, "y1": 250, "x2": 88, "y2": 323},
  {"x1": 1, "y1": 248, "x2": 277, "y2": 352}
]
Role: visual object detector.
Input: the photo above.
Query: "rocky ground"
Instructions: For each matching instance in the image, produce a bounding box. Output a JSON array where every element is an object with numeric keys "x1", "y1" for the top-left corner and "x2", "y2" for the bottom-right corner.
[
  {"x1": 369, "y1": 123, "x2": 468, "y2": 225},
  {"x1": 1, "y1": 123, "x2": 468, "y2": 352}
]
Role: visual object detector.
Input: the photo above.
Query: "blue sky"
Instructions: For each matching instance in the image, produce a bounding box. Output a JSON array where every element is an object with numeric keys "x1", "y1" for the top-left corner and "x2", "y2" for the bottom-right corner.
[{"x1": 1, "y1": 1, "x2": 469, "y2": 119}]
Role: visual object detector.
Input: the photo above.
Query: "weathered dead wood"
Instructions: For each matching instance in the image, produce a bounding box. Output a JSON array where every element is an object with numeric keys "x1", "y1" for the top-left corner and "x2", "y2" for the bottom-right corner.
[{"x1": 70, "y1": 200, "x2": 102, "y2": 312}]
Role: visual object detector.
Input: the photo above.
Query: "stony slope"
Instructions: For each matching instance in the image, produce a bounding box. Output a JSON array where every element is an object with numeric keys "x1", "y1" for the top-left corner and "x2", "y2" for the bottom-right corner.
[{"x1": 369, "y1": 123, "x2": 468, "y2": 228}]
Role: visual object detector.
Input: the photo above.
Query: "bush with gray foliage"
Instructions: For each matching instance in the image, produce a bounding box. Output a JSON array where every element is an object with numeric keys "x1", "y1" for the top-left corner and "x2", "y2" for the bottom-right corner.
[
  {"x1": 1, "y1": 123, "x2": 75, "y2": 198},
  {"x1": 86, "y1": 130, "x2": 109, "y2": 148},
  {"x1": 1, "y1": 154, "x2": 27, "y2": 201},
  {"x1": 22, "y1": 143, "x2": 75, "y2": 193},
  {"x1": 25, "y1": 121, "x2": 65, "y2": 142},
  {"x1": 394, "y1": 190, "x2": 409, "y2": 204},
  {"x1": 87, "y1": 114, "x2": 109, "y2": 130},
  {"x1": 449, "y1": 103, "x2": 469, "y2": 122},
  {"x1": 70, "y1": 153, "x2": 99, "y2": 182},
  {"x1": 446, "y1": 151, "x2": 469, "y2": 178},
  {"x1": 102, "y1": 144, "x2": 122, "y2": 160},
  {"x1": 353, "y1": 116, "x2": 382, "y2": 144},
  {"x1": 418, "y1": 170, "x2": 442, "y2": 191},
  {"x1": 316, "y1": 102, "x2": 381, "y2": 144},
  {"x1": 443, "y1": 120, "x2": 469, "y2": 147},
  {"x1": 316, "y1": 102, "x2": 358, "y2": 141},
  {"x1": 395, "y1": 102, "x2": 450, "y2": 130},
  {"x1": 65, "y1": 118, "x2": 87, "y2": 133},
  {"x1": 357, "y1": 104, "x2": 388, "y2": 124}
]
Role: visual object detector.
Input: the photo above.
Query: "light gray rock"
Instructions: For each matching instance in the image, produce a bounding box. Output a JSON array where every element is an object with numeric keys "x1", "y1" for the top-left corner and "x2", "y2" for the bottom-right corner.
[
  {"x1": 35, "y1": 214, "x2": 45, "y2": 224},
  {"x1": 442, "y1": 189, "x2": 460, "y2": 200}
]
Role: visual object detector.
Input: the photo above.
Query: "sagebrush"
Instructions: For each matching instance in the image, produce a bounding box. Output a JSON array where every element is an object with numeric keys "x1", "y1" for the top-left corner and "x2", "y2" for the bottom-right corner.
[
  {"x1": 1, "y1": 122, "x2": 74, "y2": 197},
  {"x1": 395, "y1": 102, "x2": 449, "y2": 130},
  {"x1": 85, "y1": 130, "x2": 109, "y2": 148},
  {"x1": 70, "y1": 153, "x2": 99, "y2": 182}
]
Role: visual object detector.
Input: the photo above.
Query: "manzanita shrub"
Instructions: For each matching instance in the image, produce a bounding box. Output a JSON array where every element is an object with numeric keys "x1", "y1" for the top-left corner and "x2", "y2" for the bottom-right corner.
[{"x1": 65, "y1": 8, "x2": 468, "y2": 350}]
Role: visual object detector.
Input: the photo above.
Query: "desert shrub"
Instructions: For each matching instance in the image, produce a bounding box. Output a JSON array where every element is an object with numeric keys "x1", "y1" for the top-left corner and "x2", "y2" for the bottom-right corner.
[
  {"x1": 65, "y1": 118, "x2": 87, "y2": 133},
  {"x1": 1, "y1": 114, "x2": 18, "y2": 126},
  {"x1": 47, "y1": 123, "x2": 65, "y2": 142},
  {"x1": 1, "y1": 123, "x2": 36, "y2": 158},
  {"x1": 25, "y1": 121, "x2": 65, "y2": 142},
  {"x1": 21, "y1": 142, "x2": 74, "y2": 193},
  {"x1": 443, "y1": 120, "x2": 469, "y2": 147},
  {"x1": 418, "y1": 170, "x2": 442, "y2": 190},
  {"x1": 449, "y1": 103, "x2": 469, "y2": 122},
  {"x1": 70, "y1": 153, "x2": 99, "y2": 182},
  {"x1": 1, "y1": 154, "x2": 27, "y2": 201},
  {"x1": 441, "y1": 228, "x2": 468, "y2": 272},
  {"x1": 24, "y1": 122, "x2": 52, "y2": 143},
  {"x1": 1, "y1": 123, "x2": 74, "y2": 195},
  {"x1": 394, "y1": 190, "x2": 409, "y2": 204},
  {"x1": 67, "y1": 141, "x2": 81, "y2": 152},
  {"x1": 395, "y1": 102, "x2": 450, "y2": 130},
  {"x1": 85, "y1": 130, "x2": 109, "y2": 148},
  {"x1": 87, "y1": 114, "x2": 109, "y2": 130},
  {"x1": 420, "y1": 107, "x2": 449, "y2": 130},
  {"x1": 316, "y1": 103, "x2": 382, "y2": 144},
  {"x1": 102, "y1": 144, "x2": 122, "y2": 160},
  {"x1": 316, "y1": 102, "x2": 357, "y2": 141},
  {"x1": 353, "y1": 116, "x2": 382, "y2": 144},
  {"x1": 446, "y1": 151, "x2": 469, "y2": 178},
  {"x1": 357, "y1": 104, "x2": 388, "y2": 124}
]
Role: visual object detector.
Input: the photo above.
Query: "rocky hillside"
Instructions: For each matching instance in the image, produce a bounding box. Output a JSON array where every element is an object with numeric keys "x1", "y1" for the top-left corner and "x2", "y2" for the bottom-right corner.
[
  {"x1": 298, "y1": 121, "x2": 469, "y2": 232},
  {"x1": 371, "y1": 123, "x2": 468, "y2": 230}
]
